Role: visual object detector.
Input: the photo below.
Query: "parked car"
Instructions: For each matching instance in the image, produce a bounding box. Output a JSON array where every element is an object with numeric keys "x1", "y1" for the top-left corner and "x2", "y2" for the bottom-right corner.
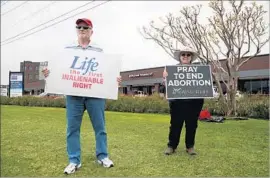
[
  {"x1": 224, "y1": 90, "x2": 243, "y2": 99},
  {"x1": 37, "y1": 92, "x2": 65, "y2": 99},
  {"x1": 133, "y1": 91, "x2": 147, "y2": 97},
  {"x1": 213, "y1": 86, "x2": 220, "y2": 98}
]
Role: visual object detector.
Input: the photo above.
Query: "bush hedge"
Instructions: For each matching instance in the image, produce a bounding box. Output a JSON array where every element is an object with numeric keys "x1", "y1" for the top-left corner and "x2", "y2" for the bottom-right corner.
[{"x1": 1, "y1": 94, "x2": 269, "y2": 119}]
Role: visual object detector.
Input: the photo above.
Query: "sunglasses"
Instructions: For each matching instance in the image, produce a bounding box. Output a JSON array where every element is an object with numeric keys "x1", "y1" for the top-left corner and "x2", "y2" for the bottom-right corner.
[
  {"x1": 181, "y1": 53, "x2": 191, "y2": 57},
  {"x1": 76, "y1": 26, "x2": 91, "y2": 30}
]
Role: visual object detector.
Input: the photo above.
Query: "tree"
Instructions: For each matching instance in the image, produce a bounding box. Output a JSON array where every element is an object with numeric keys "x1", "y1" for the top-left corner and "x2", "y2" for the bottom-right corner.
[{"x1": 140, "y1": 0, "x2": 269, "y2": 116}]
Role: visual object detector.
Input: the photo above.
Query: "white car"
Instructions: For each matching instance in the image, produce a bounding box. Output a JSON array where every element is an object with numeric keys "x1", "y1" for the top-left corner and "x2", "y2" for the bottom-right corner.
[
  {"x1": 133, "y1": 91, "x2": 147, "y2": 97},
  {"x1": 224, "y1": 90, "x2": 243, "y2": 99},
  {"x1": 37, "y1": 92, "x2": 65, "y2": 99},
  {"x1": 213, "y1": 86, "x2": 220, "y2": 98}
]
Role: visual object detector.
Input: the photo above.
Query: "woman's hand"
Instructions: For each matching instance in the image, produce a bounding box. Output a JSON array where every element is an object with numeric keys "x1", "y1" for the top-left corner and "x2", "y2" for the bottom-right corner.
[
  {"x1": 162, "y1": 69, "x2": 168, "y2": 84},
  {"x1": 163, "y1": 70, "x2": 168, "y2": 78}
]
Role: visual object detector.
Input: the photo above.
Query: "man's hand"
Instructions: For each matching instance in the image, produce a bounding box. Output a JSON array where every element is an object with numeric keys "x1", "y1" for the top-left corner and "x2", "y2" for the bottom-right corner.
[
  {"x1": 117, "y1": 76, "x2": 122, "y2": 87},
  {"x1": 42, "y1": 68, "x2": 50, "y2": 78}
]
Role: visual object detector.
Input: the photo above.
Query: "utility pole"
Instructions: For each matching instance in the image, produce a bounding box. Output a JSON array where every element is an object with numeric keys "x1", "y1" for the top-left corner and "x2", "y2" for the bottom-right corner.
[{"x1": 23, "y1": 61, "x2": 25, "y2": 94}]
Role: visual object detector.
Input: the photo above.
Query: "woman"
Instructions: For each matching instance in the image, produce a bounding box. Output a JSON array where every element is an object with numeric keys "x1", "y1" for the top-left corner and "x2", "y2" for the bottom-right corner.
[{"x1": 163, "y1": 47, "x2": 204, "y2": 156}]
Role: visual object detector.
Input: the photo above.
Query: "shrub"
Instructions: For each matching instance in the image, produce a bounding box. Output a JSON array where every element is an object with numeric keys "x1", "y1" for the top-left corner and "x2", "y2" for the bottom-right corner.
[{"x1": 1, "y1": 94, "x2": 269, "y2": 119}]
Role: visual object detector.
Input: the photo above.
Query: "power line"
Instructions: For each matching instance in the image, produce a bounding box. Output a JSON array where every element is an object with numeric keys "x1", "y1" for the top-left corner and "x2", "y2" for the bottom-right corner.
[
  {"x1": 1, "y1": 1, "x2": 111, "y2": 46},
  {"x1": 1, "y1": 1, "x2": 95, "y2": 44},
  {"x1": 10, "y1": 1, "x2": 57, "y2": 28},
  {"x1": 1, "y1": 1, "x2": 29, "y2": 16},
  {"x1": 1, "y1": 1, "x2": 8, "y2": 7}
]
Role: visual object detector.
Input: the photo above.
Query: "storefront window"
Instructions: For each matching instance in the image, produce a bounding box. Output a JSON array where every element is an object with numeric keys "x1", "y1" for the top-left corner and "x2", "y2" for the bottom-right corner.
[
  {"x1": 121, "y1": 87, "x2": 127, "y2": 94},
  {"x1": 261, "y1": 79, "x2": 269, "y2": 94},
  {"x1": 243, "y1": 80, "x2": 252, "y2": 93},
  {"x1": 251, "y1": 80, "x2": 261, "y2": 94},
  {"x1": 159, "y1": 85, "x2": 165, "y2": 93},
  {"x1": 242, "y1": 79, "x2": 269, "y2": 94}
]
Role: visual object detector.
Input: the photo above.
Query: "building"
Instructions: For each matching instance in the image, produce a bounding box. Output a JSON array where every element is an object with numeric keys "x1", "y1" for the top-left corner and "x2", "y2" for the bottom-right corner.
[
  {"x1": 20, "y1": 61, "x2": 45, "y2": 95},
  {"x1": 119, "y1": 54, "x2": 269, "y2": 95},
  {"x1": 120, "y1": 67, "x2": 164, "y2": 95},
  {"x1": 0, "y1": 85, "x2": 9, "y2": 96}
]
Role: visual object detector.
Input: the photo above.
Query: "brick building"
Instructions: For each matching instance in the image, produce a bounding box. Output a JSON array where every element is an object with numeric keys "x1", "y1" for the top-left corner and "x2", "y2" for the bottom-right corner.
[{"x1": 20, "y1": 61, "x2": 45, "y2": 95}]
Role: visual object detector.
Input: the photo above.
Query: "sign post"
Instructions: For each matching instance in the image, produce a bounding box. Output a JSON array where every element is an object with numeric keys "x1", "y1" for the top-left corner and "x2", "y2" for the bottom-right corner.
[
  {"x1": 45, "y1": 48, "x2": 122, "y2": 100},
  {"x1": 9, "y1": 72, "x2": 24, "y2": 97},
  {"x1": 165, "y1": 65, "x2": 214, "y2": 99}
]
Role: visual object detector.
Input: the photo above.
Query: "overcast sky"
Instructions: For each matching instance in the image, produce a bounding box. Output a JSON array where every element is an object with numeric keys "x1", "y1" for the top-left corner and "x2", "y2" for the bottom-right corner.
[{"x1": 1, "y1": 1, "x2": 269, "y2": 85}]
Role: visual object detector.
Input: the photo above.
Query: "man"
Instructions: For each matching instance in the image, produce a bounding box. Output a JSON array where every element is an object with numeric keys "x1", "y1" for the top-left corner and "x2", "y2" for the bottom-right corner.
[{"x1": 43, "y1": 18, "x2": 121, "y2": 174}]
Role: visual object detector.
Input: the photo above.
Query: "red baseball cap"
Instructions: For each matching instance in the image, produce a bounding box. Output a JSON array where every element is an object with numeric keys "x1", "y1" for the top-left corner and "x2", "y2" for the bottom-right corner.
[{"x1": 76, "y1": 18, "x2": 93, "y2": 28}]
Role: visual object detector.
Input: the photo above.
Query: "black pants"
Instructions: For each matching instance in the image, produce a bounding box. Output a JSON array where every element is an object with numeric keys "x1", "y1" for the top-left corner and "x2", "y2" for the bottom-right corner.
[{"x1": 167, "y1": 99, "x2": 204, "y2": 149}]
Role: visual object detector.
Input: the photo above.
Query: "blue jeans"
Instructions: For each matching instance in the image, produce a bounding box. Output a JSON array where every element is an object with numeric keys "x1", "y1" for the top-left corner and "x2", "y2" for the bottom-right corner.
[{"x1": 65, "y1": 95, "x2": 108, "y2": 164}]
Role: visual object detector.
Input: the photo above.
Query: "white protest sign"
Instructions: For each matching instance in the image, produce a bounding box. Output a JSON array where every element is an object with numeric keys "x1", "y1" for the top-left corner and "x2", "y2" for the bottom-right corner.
[{"x1": 45, "y1": 48, "x2": 122, "y2": 100}]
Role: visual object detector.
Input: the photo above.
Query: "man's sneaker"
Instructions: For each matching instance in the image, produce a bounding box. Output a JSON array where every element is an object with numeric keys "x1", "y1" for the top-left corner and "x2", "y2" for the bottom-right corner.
[
  {"x1": 164, "y1": 147, "x2": 175, "y2": 155},
  {"x1": 64, "y1": 163, "x2": 81, "y2": 174},
  {"x1": 97, "y1": 157, "x2": 114, "y2": 168}
]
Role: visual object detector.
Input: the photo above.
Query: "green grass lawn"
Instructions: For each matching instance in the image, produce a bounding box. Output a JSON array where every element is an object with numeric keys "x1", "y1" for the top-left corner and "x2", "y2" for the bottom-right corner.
[{"x1": 1, "y1": 105, "x2": 269, "y2": 177}]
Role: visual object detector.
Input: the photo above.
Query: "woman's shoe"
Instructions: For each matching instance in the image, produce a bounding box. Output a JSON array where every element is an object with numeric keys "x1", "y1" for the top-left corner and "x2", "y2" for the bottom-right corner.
[
  {"x1": 186, "y1": 148, "x2": 197, "y2": 155},
  {"x1": 164, "y1": 147, "x2": 175, "y2": 155}
]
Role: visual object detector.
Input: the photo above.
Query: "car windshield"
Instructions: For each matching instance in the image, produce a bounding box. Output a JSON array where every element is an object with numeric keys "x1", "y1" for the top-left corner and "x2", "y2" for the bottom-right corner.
[{"x1": 38, "y1": 92, "x2": 47, "y2": 96}]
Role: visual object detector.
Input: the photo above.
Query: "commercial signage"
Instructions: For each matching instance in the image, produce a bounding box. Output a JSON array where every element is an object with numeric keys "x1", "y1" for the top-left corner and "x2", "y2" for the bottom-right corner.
[
  {"x1": 165, "y1": 65, "x2": 214, "y2": 99},
  {"x1": 9, "y1": 72, "x2": 24, "y2": 97},
  {"x1": 128, "y1": 72, "x2": 153, "y2": 78}
]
